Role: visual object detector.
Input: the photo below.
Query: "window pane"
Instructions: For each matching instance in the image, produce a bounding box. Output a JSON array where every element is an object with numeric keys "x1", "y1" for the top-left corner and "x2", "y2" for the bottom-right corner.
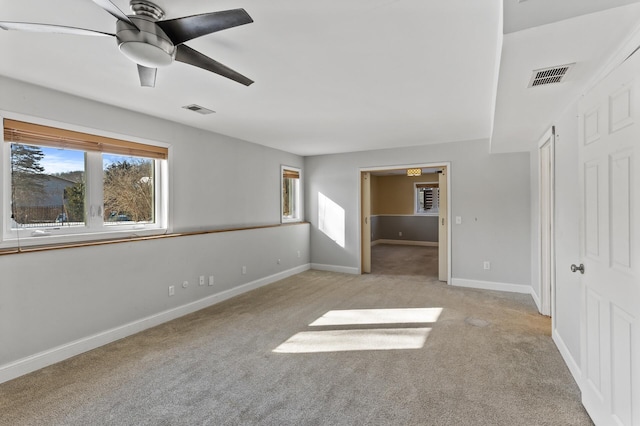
[
  {"x1": 103, "y1": 154, "x2": 155, "y2": 224},
  {"x1": 10, "y1": 143, "x2": 85, "y2": 228},
  {"x1": 282, "y1": 168, "x2": 300, "y2": 221},
  {"x1": 283, "y1": 177, "x2": 294, "y2": 218}
]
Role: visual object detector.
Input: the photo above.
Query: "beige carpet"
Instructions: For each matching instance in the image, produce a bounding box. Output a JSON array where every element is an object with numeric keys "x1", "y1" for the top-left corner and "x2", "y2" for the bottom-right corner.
[
  {"x1": 371, "y1": 244, "x2": 439, "y2": 277},
  {"x1": 0, "y1": 245, "x2": 592, "y2": 425}
]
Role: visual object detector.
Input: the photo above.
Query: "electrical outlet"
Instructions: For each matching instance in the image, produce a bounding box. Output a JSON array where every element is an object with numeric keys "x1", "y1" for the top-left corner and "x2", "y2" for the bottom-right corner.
[
  {"x1": 277, "y1": 259, "x2": 281, "y2": 264},
  {"x1": 208, "y1": 275, "x2": 214, "y2": 286},
  {"x1": 199, "y1": 276, "x2": 205, "y2": 286},
  {"x1": 168, "y1": 285, "x2": 175, "y2": 296},
  {"x1": 483, "y1": 261, "x2": 491, "y2": 270},
  {"x1": 297, "y1": 250, "x2": 301, "y2": 258},
  {"x1": 242, "y1": 266, "x2": 247, "y2": 275},
  {"x1": 399, "y1": 231, "x2": 403, "y2": 237},
  {"x1": 182, "y1": 280, "x2": 189, "y2": 288}
]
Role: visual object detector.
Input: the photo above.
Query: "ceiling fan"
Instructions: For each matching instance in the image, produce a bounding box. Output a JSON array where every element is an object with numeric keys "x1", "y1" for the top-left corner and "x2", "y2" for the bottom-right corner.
[{"x1": 0, "y1": 0, "x2": 254, "y2": 88}]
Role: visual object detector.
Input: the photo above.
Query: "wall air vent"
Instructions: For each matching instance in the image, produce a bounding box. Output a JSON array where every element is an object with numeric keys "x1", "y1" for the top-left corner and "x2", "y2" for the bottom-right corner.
[
  {"x1": 182, "y1": 104, "x2": 215, "y2": 115},
  {"x1": 528, "y1": 63, "x2": 575, "y2": 88}
]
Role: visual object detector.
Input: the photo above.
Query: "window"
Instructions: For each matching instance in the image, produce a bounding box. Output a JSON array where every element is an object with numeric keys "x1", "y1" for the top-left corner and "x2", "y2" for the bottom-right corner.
[
  {"x1": 281, "y1": 166, "x2": 301, "y2": 222},
  {"x1": 415, "y1": 182, "x2": 439, "y2": 214},
  {"x1": 3, "y1": 118, "x2": 168, "y2": 245}
]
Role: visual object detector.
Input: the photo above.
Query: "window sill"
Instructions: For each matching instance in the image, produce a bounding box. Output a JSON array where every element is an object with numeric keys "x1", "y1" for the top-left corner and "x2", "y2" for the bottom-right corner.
[
  {"x1": 0, "y1": 222, "x2": 308, "y2": 256},
  {"x1": 370, "y1": 213, "x2": 439, "y2": 217},
  {"x1": 281, "y1": 218, "x2": 303, "y2": 224}
]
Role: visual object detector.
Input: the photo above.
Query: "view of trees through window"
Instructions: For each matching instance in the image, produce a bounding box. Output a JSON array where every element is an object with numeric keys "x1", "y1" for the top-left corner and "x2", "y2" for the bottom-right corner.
[
  {"x1": 10, "y1": 143, "x2": 47, "y2": 221},
  {"x1": 103, "y1": 155, "x2": 154, "y2": 223},
  {"x1": 10, "y1": 143, "x2": 154, "y2": 228},
  {"x1": 10, "y1": 144, "x2": 85, "y2": 227}
]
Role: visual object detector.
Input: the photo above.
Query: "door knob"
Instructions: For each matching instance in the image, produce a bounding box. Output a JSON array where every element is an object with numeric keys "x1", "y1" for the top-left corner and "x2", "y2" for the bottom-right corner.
[{"x1": 570, "y1": 263, "x2": 585, "y2": 274}]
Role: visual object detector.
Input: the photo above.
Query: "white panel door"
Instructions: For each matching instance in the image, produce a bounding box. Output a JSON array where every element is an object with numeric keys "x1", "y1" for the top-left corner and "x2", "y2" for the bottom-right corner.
[{"x1": 578, "y1": 52, "x2": 640, "y2": 425}]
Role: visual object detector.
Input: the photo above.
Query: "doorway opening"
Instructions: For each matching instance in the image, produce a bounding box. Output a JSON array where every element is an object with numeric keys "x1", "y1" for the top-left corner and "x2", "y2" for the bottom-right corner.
[{"x1": 360, "y1": 163, "x2": 450, "y2": 283}]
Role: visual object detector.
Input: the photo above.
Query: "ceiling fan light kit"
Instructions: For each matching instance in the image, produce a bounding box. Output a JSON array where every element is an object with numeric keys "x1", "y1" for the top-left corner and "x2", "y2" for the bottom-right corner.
[
  {"x1": 0, "y1": 0, "x2": 254, "y2": 88},
  {"x1": 116, "y1": 15, "x2": 175, "y2": 68}
]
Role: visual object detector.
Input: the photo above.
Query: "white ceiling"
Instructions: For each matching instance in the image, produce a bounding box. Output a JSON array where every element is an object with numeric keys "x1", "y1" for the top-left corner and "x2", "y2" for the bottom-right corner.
[
  {"x1": 502, "y1": 0, "x2": 640, "y2": 33},
  {"x1": 1, "y1": 0, "x2": 640, "y2": 156},
  {"x1": 492, "y1": 0, "x2": 640, "y2": 152}
]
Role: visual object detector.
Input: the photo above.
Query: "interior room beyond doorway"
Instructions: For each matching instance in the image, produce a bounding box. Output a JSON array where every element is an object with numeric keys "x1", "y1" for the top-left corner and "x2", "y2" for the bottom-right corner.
[{"x1": 361, "y1": 164, "x2": 450, "y2": 282}]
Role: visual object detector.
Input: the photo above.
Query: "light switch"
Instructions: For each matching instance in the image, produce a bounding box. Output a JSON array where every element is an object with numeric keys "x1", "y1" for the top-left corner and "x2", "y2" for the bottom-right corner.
[{"x1": 455, "y1": 216, "x2": 462, "y2": 225}]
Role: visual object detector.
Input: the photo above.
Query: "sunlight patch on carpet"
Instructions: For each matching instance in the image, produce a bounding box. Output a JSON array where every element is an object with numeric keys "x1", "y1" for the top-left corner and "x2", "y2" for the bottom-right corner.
[
  {"x1": 309, "y1": 308, "x2": 442, "y2": 326},
  {"x1": 273, "y1": 328, "x2": 431, "y2": 353}
]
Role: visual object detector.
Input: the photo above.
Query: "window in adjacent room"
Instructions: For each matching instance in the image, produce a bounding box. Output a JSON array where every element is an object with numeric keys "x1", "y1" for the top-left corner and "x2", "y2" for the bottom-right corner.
[
  {"x1": 415, "y1": 183, "x2": 439, "y2": 214},
  {"x1": 3, "y1": 118, "x2": 168, "y2": 245},
  {"x1": 281, "y1": 166, "x2": 301, "y2": 222}
]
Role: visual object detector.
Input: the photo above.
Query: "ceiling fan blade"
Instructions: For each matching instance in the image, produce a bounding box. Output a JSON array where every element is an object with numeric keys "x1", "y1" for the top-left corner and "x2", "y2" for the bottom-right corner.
[
  {"x1": 0, "y1": 21, "x2": 114, "y2": 37},
  {"x1": 175, "y1": 44, "x2": 253, "y2": 86},
  {"x1": 91, "y1": 0, "x2": 138, "y2": 28},
  {"x1": 137, "y1": 65, "x2": 156, "y2": 87},
  {"x1": 157, "y1": 9, "x2": 253, "y2": 45}
]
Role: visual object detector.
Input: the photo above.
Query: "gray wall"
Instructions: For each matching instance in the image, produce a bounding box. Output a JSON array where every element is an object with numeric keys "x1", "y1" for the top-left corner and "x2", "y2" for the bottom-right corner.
[
  {"x1": 304, "y1": 139, "x2": 532, "y2": 285},
  {"x1": 0, "y1": 77, "x2": 308, "y2": 377},
  {"x1": 530, "y1": 147, "x2": 540, "y2": 300},
  {"x1": 371, "y1": 215, "x2": 438, "y2": 242},
  {"x1": 0, "y1": 224, "x2": 309, "y2": 367}
]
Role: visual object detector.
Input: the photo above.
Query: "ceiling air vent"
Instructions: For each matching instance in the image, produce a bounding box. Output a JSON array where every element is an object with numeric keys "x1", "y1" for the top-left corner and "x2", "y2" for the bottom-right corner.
[
  {"x1": 528, "y1": 63, "x2": 575, "y2": 88},
  {"x1": 182, "y1": 104, "x2": 215, "y2": 115}
]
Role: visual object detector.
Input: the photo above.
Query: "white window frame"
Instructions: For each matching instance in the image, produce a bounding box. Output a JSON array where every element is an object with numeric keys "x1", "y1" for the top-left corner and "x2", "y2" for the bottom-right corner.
[
  {"x1": 1, "y1": 113, "x2": 169, "y2": 248},
  {"x1": 281, "y1": 165, "x2": 302, "y2": 223},
  {"x1": 414, "y1": 181, "x2": 440, "y2": 216}
]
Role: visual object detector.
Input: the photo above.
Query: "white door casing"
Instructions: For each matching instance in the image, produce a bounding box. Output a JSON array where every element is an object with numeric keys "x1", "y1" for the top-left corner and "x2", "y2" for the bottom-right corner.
[
  {"x1": 361, "y1": 172, "x2": 371, "y2": 274},
  {"x1": 539, "y1": 128, "x2": 555, "y2": 317},
  {"x1": 578, "y1": 52, "x2": 640, "y2": 425},
  {"x1": 438, "y1": 168, "x2": 448, "y2": 283}
]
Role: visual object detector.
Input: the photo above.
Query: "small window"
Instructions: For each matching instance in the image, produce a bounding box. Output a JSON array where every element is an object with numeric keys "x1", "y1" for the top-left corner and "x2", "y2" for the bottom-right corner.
[
  {"x1": 415, "y1": 183, "x2": 439, "y2": 214},
  {"x1": 281, "y1": 166, "x2": 301, "y2": 222},
  {"x1": 3, "y1": 118, "x2": 168, "y2": 245}
]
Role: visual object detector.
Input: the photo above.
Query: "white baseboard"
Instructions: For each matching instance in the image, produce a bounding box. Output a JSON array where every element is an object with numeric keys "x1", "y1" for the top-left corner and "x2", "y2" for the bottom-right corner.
[
  {"x1": 450, "y1": 278, "x2": 533, "y2": 295},
  {"x1": 0, "y1": 263, "x2": 311, "y2": 385},
  {"x1": 552, "y1": 329, "x2": 582, "y2": 386},
  {"x1": 372, "y1": 239, "x2": 438, "y2": 247},
  {"x1": 311, "y1": 263, "x2": 360, "y2": 275},
  {"x1": 530, "y1": 289, "x2": 541, "y2": 312}
]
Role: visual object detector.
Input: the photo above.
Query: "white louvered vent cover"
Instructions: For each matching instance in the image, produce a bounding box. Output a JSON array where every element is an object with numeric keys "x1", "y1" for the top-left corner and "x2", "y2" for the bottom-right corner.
[
  {"x1": 182, "y1": 104, "x2": 215, "y2": 115},
  {"x1": 528, "y1": 63, "x2": 575, "y2": 88}
]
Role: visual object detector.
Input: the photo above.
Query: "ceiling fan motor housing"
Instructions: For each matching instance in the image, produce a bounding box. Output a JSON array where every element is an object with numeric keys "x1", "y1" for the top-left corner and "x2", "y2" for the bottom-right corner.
[
  {"x1": 116, "y1": 16, "x2": 175, "y2": 68},
  {"x1": 130, "y1": 0, "x2": 165, "y2": 20}
]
